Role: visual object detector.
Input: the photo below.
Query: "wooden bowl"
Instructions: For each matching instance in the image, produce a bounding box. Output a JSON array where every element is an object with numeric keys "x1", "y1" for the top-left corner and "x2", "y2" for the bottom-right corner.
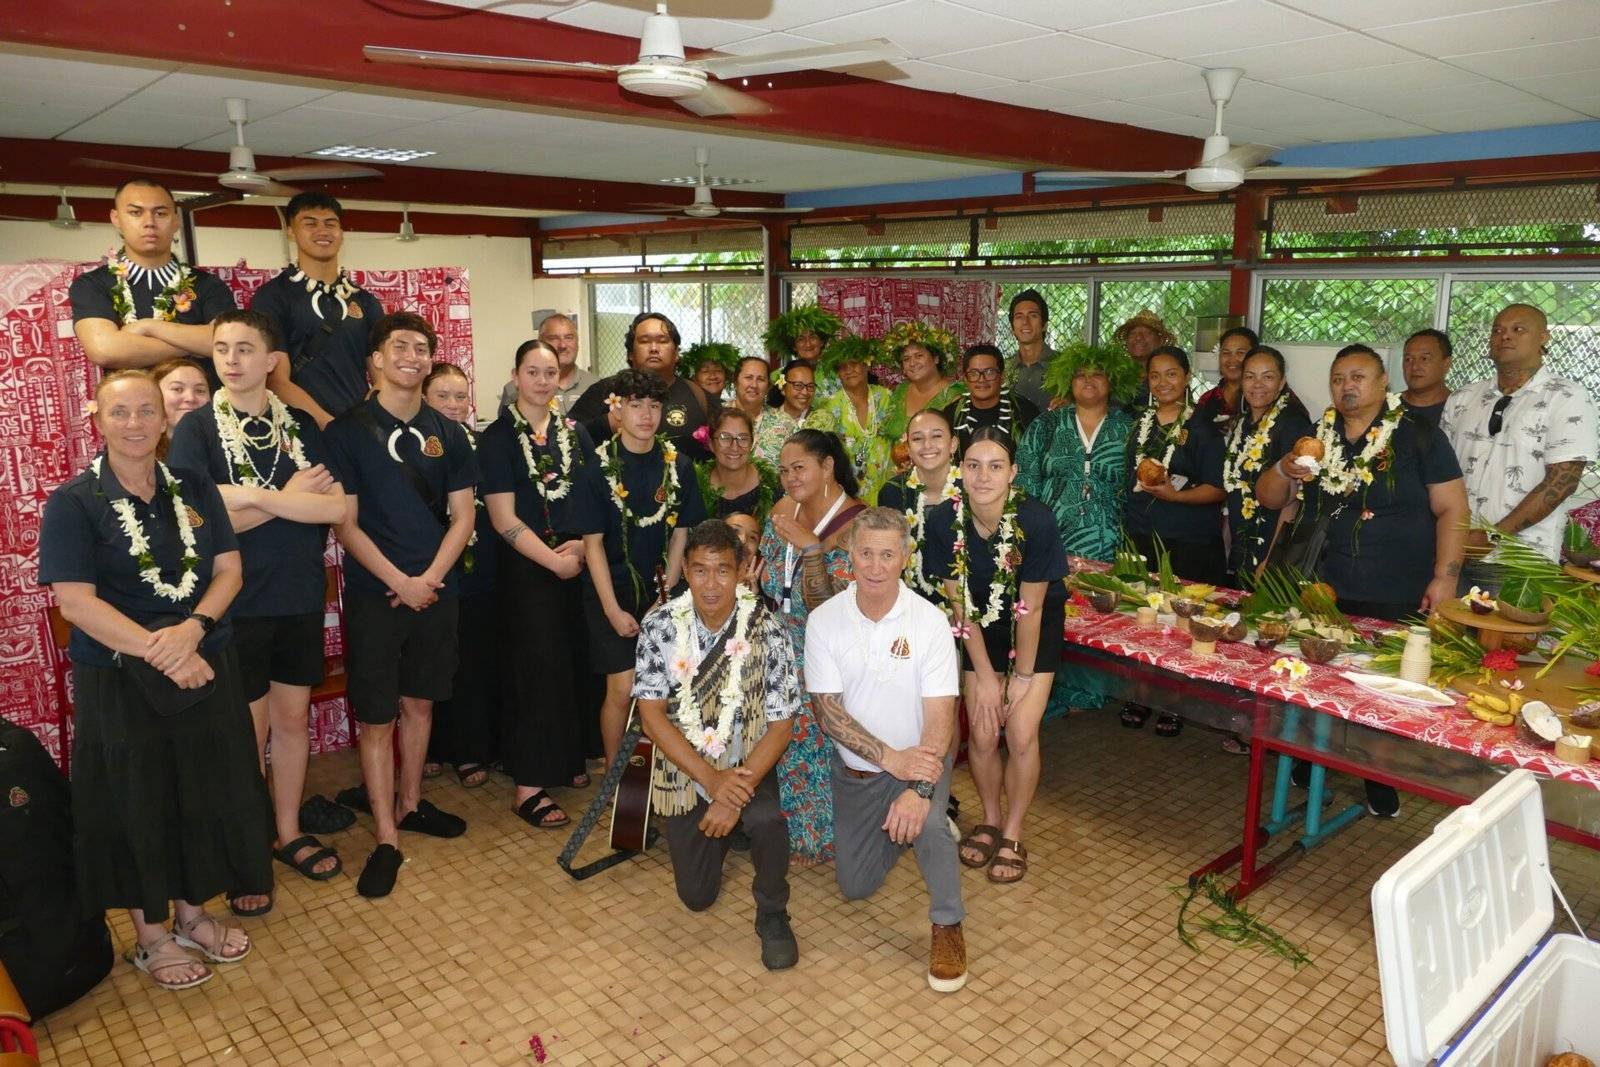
[
  {"x1": 1494, "y1": 596, "x2": 1552, "y2": 626},
  {"x1": 1298, "y1": 636, "x2": 1344, "y2": 664},
  {"x1": 1084, "y1": 590, "x2": 1120, "y2": 615}
]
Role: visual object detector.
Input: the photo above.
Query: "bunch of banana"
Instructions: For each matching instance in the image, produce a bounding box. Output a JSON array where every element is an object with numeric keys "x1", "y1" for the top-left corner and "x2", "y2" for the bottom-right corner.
[{"x1": 1464, "y1": 687, "x2": 1523, "y2": 727}]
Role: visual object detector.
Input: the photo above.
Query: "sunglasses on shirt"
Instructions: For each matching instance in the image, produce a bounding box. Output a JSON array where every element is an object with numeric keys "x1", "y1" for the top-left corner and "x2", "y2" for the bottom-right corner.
[{"x1": 1488, "y1": 394, "x2": 1512, "y2": 437}]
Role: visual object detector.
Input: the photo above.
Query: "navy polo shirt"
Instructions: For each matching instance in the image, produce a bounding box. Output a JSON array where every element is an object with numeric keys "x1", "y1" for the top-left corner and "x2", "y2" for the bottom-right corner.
[
  {"x1": 167, "y1": 397, "x2": 332, "y2": 618},
  {"x1": 249, "y1": 267, "x2": 385, "y2": 420},
  {"x1": 922, "y1": 497, "x2": 1069, "y2": 624},
  {"x1": 69, "y1": 262, "x2": 237, "y2": 391},
  {"x1": 39, "y1": 455, "x2": 238, "y2": 668},
  {"x1": 323, "y1": 396, "x2": 479, "y2": 599},
  {"x1": 568, "y1": 374, "x2": 717, "y2": 462},
  {"x1": 1303, "y1": 411, "x2": 1461, "y2": 608},
  {"x1": 1225, "y1": 403, "x2": 1315, "y2": 577},
  {"x1": 478, "y1": 409, "x2": 594, "y2": 544},
  {"x1": 1123, "y1": 408, "x2": 1226, "y2": 545},
  {"x1": 572, "y1": 438, "x2": 705, "y2": 611}
]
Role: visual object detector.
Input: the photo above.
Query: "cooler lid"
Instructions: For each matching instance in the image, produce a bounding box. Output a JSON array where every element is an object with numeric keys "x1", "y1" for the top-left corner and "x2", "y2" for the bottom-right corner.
[{"x1": 1371, "y1": 769, "x2": 1552, "y2": 1067}]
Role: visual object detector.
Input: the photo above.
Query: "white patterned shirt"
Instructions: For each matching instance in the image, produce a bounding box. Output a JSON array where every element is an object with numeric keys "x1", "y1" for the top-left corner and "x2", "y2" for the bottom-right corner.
[{"x1": 1442, "y1": 365, "x2": 1598, "y2": 560}]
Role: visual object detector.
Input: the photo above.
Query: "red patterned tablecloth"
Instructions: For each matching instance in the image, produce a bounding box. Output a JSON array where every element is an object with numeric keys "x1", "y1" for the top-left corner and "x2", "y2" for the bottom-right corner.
[{"x1": 1063, "y1": 609, "x2": 1600, "y2": 791}]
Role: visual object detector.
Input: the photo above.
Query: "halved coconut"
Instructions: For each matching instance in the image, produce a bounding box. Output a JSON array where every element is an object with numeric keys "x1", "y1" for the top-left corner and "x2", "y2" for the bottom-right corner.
[{"x1": 1517, "y1": 700, "x2": 1563, "y2": 748}]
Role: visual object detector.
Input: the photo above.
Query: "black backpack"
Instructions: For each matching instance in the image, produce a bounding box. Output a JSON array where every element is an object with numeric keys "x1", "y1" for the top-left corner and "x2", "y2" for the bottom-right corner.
[{"x1": 0, "y1": 718, "x2": 112, "y2": 1019}]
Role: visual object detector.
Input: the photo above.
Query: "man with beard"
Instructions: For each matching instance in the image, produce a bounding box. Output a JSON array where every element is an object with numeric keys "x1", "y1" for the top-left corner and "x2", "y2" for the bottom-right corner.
[{"x1": 569, "y1": 312, "x2": 717, "y2": 460}]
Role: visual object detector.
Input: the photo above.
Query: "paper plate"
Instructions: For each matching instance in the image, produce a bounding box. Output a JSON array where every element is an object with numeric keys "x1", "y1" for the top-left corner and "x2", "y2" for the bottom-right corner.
[{"x1": 1340, "y1": 671, "x2": 1454, "y2": 707}]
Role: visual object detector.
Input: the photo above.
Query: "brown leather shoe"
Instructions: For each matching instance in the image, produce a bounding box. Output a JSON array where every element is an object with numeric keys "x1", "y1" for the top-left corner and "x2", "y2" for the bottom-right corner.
[{"x1": 928, "y1": 922, "x2": 968, "y2": 992}]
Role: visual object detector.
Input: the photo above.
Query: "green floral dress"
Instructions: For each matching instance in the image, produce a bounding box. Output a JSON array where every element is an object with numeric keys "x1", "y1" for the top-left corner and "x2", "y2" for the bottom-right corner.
[
  {"x1": 753, "y1": 407, "x2": 806, "y2": 469},
  {"x1": 1016, "y1": 405, "x2": 1135, "y2": 715},
  {"x1": 805, "y1": 385, "x2": 894, "y2": 504}
]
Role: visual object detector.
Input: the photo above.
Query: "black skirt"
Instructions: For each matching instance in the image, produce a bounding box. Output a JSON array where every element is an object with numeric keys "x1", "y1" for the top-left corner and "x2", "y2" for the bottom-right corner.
[
  {"x1": 500, "y1": 548, "x2": 588, "y2": 786},
  {"x1": 431, "y1": 589, "x2": 501, "y2": 766},
  {"x1": 967, "y1": 583, "x2": 1067, "y2": 675},
  {"x1": 70, "y1": 645, "x2": 272, "y2": 921}
]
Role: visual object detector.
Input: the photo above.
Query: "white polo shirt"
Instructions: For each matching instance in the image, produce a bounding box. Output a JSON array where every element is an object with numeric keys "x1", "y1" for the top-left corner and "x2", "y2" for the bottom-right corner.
[
  {"x1": 1442, "y1": 366, "x2": 1598, "y2": 560},
  {"x1": 805, "y1": 581, "x2": 960, "y2": 774}
]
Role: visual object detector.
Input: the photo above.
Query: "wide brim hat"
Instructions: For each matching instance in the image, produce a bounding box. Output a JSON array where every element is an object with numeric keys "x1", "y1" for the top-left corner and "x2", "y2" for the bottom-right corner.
[{"x1": 1111, "y1": 308, "x2": 1175, "y2": 348}]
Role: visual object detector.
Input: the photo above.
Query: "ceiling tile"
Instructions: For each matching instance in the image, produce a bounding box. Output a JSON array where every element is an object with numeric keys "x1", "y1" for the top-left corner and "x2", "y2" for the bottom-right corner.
[
  {"x1": 962, "y1": 82, "x2": 1109, "y2": 113},
  {"x1": 1367, "y1": 0, "x2": 1600, "y2": 55},
  {"x1": 0, "y1": 105, "x2": 102, "y2": 140},
  {"x1": 182, "y1": 107, "x2": 421, "y2": 154},
  {"x1": 799, "y1": 0, "x2": 1045, "y2": 57},
  {"x1": 946, "y1": 0, "x2": 1213, "y2": 32},
  {"x1": 61, "y1": 108, "x2": 234, "y2": 149},
  {"x1": 1036, "y1": 60, "x2": 1204, "y2": 100},
  {"x1": 303, "y1": 91, "x2": 482, "y2": 121},
  {"x1": 1296, "y1": 116, "x2": 1438, "y2": 142},
  {"x1": 1073, "y1": 0, "x2": 1341, "y2": 59},
  {"x1": 1274, "y1": 0, "x2": 1551, "y2": 31},
  {"x1": 598, "y1": 0, "x2": 885, "y2": 36},
  {"x1": 546, "y1": 5, "x2": 757, "y2": 49},
  {"x1": 1411, "y1": 99, "x2": 1588, "y2": 131},
  {"x1": 129, "y1": 72, "x2": 338, "y2": 120},
  {"x1": 0, "y1": 49, "x2": 171, "y2": 89},
  {"x1": 1186, "y1": 31, "x2": 1417, "y2": 81},
  {"x1": 0, "y1": 75, "x2": 136, "y2": 113},
  {"x1": 1446, "y1": 36, "x2": 1600, "y2": 79},
  {"x1": 1360, "y1": 79, "x2": 1557, "y2": 117},
  {"x1": 1064, "y1": 100, "x2": 1206, "y2": 136},
  {"x1": 1509, "y1": 71, "x2": 1600, "y2": 114},
  {"x1": 1276, "y1": 58, "x2": 1483, "y2": 102},
  {"x1": 930, "y1": 33, "x2": 1149, "y2": 79},
  {"x1": 703, "y1": 31, "x2": 825, "y2": 55}
]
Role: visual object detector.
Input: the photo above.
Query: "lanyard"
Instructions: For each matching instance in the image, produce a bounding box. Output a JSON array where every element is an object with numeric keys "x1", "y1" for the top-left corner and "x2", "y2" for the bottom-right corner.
[
  {"x1": 1076, "y1": 411, "x2": 1104, "y2": 499},
  {"x1": 782, "y1": 491, "x2": 846, "y2": 613}
]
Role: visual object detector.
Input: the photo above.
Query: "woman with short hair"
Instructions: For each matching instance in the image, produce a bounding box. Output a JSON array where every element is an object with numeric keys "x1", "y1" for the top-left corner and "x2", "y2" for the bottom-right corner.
[
  {"x1": 753, "y1": 360, "x2": 817, "y2": 468},
  {"x1": 697, "y1": 407, "x2": 779, "y2": 522}
]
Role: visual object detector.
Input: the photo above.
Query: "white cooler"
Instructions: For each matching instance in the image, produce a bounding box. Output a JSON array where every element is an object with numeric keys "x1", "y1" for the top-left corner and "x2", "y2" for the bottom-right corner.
[{"x1": 1373, "y1": 769, "x2": 1600, "y2": 1066}]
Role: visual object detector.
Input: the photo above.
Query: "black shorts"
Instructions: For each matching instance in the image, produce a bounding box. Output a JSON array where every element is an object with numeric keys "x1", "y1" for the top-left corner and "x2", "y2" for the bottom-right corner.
[
  {"x1": 233, "y1": 612, "x2": 326, "y2": 701},
  {"x1": 966, "y1": 584, "x2": 1067, "y2": 675},
  {"x1": 343, "y1": 592, "x2": 460, "y2": 725},
  {"x1": 581, "y1": 582, "x2": 643, "y2": 676}
]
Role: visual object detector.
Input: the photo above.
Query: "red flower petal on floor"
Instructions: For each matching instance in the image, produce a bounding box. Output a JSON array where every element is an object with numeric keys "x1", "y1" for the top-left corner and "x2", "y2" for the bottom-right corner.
[
  {"x1": 1481, "y1": 649, "x2": 1520, "y2": 673},
  {"x1": 529, "y1": 1034, "x2": 547, "y2": 1063}
]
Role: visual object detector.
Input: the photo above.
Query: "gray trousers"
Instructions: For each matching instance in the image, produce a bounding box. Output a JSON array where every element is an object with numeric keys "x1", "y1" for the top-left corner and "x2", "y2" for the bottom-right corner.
[
  {"x1": 830, "y1": 753, "x2": 965, "y2": 927},
  {"x1": 660, "y1": 770, "x2": 790, "y2": 920}
]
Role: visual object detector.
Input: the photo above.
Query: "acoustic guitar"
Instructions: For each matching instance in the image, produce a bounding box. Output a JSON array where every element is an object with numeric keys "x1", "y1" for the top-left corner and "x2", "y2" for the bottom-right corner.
[{"x1": 608, "y1": 731, "x2": 654, "y2": 852}]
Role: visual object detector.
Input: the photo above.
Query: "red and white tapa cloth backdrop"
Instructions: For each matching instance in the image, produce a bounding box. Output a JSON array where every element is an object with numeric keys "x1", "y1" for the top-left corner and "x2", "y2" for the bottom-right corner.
[
  {"x1": 0, "y1": 260, "x2": 474, "y2": 762},
  {"x1": 818, "y1": 277, "x2": 999, "y2": 352},
  {"x1": 1062, "y1": 607, "x2": 1600, "y2": 791}
]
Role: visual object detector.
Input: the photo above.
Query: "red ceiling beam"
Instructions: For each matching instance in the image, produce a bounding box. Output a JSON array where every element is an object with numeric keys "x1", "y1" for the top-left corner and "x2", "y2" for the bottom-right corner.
[
  {"x1": 0, "y1": 0, "x2": 1200, "y2": 173},
  {"x1": 0, "y1": 137, "x2": 780, "y2": 214}
]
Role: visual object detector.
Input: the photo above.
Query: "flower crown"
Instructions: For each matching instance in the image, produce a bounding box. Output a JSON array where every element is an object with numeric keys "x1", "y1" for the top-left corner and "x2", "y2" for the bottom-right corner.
[
  {"x1": 1041, "y1": 341, "x2": 1142, "y2": 403},
  {"x1": 881, "y1": 320, "x2": 959, "y2": 368}
]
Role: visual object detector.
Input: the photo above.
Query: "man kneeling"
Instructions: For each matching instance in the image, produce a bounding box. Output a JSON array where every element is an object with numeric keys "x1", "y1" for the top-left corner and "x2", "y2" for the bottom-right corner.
[{"x1": 634, "y1": 519, "x2": 802, "y2": 969}]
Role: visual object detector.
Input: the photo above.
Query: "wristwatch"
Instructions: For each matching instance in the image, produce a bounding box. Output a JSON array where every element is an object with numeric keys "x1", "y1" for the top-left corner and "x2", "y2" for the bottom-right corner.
[
  {"x1": 186, "y1": 612, "x2": 215, "y2": 634},
  {"x1": 909, "y1": 780, "x2": 936, "y2": 800}
]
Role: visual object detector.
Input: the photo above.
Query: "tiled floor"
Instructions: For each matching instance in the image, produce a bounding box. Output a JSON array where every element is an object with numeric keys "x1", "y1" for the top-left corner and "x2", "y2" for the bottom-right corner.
[{"x1": 34, "y1": 709, "x2": 1600, "y2": 1066}]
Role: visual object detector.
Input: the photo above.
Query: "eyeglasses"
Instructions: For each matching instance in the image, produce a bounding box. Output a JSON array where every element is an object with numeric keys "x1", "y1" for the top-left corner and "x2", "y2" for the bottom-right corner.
[
  {"x1": 787, "y1": 381, "x2": 817, "y2": 393},
  {"x1": 1488, "y1": 394, "x2": 1512, "y2": 436},
  {"x1": 964, "y1": 367, "x2": 1001, "y2": 382},
  {"x1": 714, "y1": 432, "x2": 752, "y2": 448}
]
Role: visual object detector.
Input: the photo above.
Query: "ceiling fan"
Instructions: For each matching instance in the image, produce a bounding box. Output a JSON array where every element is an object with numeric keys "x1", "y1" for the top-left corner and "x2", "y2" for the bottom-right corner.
[
  {"x1": 75, "y1": 98, "x2": 384, "y2": 197},
  {"x1": 630, "y1": 148, "x2": 810, "y2": 218},
  {"x1": 0, "y1": 190, "x2": 80, "y2": 228},
  {"x1": 1035, "y1": 68, "x2": 1385, "y2": 193},
  {"x1": 363, "y1": 3, "x2": 903, "y2": 118}
]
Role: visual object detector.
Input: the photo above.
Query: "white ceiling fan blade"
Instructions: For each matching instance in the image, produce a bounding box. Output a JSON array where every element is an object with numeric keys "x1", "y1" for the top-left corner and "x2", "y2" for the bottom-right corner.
[
  {"x1": 676, "y1": 81, "x2": 772, "y2": 117},
  {"x1": 257, "y1": 181, "x2": 306, "y2": 197},
  {"x1": 362, "y1": 45, "x2": 621, "y2": 77},
  {"x1": 75, "y1": 158, "x2": 220, "y2": 179},
  {"x1": 1035, "y1": 169, "x2": 1185, "y2": 181},
  {"x1": 1207, "y1": 142, "x2": 1278, "y2": 169},
  {"x1": 692, "y1": 38, "x2": 902, "y2": 80},
  {"x1": 722, "y1": 205, "x2": 814, "y2": 214},
  {"x1": 264, "y1": 163, "x2": 383, "y2": 182},
  {"x1": 1242, "y1": 165, "x2": 1385, "y2": 181}
]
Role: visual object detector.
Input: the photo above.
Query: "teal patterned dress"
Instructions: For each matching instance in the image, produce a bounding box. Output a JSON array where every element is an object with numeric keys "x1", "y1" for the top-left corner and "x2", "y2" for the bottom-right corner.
[{"x1": 1016, "y1": 405, "x2": 1135, "y2": 713}]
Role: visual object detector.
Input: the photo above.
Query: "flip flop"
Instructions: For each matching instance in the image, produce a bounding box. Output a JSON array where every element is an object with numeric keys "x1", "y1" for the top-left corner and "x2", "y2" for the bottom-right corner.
[
  {"x1": 226, "y1": 892, "x2": 273, "y2": 918},
  {"x1": 514, "y1": 790, "x2": 569, "y2": 829},
  {"x1": 958, "y1": 824, "x2": 1003, "y2": 868},
  {"x1": 272, "y1": 834, "x2": 343, "y2": 881}
]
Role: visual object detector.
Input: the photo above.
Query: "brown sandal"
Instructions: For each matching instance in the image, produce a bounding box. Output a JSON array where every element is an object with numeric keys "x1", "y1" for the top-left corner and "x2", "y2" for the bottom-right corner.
[
  {"x1": 129, "y1": 932, "x2": 212, "y2": 990},
  {"x1": 988, "y1": 839, "x2": 1028, "y2": 884},
  {"x1": 958, "y1": 824, "x2": 1003, "y2": 868}
]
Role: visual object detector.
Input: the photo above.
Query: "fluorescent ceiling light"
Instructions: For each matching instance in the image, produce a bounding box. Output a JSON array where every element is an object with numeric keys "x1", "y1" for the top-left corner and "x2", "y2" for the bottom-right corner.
[{"x1": 312, "y1": 145, "x2": 437, "y2": 163}]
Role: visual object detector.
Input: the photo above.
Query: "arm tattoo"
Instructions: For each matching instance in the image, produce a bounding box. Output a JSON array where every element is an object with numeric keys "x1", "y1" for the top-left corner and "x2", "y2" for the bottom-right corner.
[
  {"x1": 499, "y1": 521, "x2": 529, "y2": 544},
  {"x1": 1506, "y1": 460, "x2": 1586, "y2": 531},
  {"x1": 800, "y1": 551, "x2": 840, "y2": 610},
  {"x1": 1445, "y1": 561, "x2": 1461, "y2": 577},
  {"x1": 812, "y1": 691, "x2": 886, "y2": 764}
]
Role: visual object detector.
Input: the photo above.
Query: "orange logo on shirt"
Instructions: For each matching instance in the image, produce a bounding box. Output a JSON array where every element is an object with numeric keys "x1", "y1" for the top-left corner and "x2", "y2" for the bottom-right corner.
[
  {"x1": 184, "y1": 505, "x2": 204, "y2": 528},
  {"x1": 889, "y1": 637, "x2": 911, "y2": 659},
  {"x1": 347, "y1": 303, "x2": 364, "y2": 319},
  {"x1": 422, "y1": 435, "x2": 444, "y2": 457}
]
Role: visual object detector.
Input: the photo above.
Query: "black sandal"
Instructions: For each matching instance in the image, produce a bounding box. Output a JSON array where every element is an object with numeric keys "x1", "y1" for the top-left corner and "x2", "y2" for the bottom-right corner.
[
  {"x1": 1119, "y1": 703, "x2": 1151, "y2": 729},
  {"x1": 456, "y1": 763, "x2": 489, "y2": 789},
  {"x1": 299, "y1": 793, "x2": 356, "y2": 833},
  {"x1": 272, "y1": 834, "x2": 343, "y2": 882},
  {"x1": 514, "y1": 790, "x2": 569, "y2": 829},
  {"x1": 226, "y1": 891, "x2": 273, "y2": 918},
  {"x1": 1154, "y1": 712, "x2": 1184, "y2": 737}
]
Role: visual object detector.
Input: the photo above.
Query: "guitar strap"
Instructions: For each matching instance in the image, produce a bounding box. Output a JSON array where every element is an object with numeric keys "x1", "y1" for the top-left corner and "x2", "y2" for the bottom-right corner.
[{"x1": 557, "y1": 706, "x2": 647, "y2": 880}]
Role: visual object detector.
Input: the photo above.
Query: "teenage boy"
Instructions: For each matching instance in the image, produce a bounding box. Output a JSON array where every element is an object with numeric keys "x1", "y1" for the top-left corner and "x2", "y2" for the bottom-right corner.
[
  {"x1": 70, "y1": 178, "x2": 237, "y2": 388},
  {"x1": 576, "y1": 368, "x2": 706, "y2": 767},
  {"x1": 251, "y1": 192, "x2": 386, "y2": 428},
  {"x1": 168, "y1": 309, "x2": 347, "y2": 914},
  {"x1": 323, "y1": 311, "x2": 478, "y2": 898}
]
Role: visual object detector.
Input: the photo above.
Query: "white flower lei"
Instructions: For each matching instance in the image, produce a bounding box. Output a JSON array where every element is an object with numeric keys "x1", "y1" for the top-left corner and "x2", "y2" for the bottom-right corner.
[
  {"x1": 667, "y1": 585, "x2": 759, "y2": 758},
  {"x1": 1221, "y1": 390, "x2": 1287, "y2": 520},
  {"x1": 952, "y1": 483, "x2": 1020, "y2": 630},
  {"x1": 105, "y1": 253, "x2": 194, "y2": 325},
  {"x1": 599, "y1": 436, "x2": 679, "y2": 528},
  {"x1": 92, "y1": 456, "x2": 201, "y2": 602},
  {"x1": 903, "y1": 464, "x2": 959, "y2": 597},
  {"x1": 1313, "y1": 392, "x2": 1405, "y2": 497},
  {"x1": 1133, "y1": 395, "x2": 1191, "y2": 472},
  {"x1": 509, "y1": 398, "x2": 576, "y2": 502},
  {"x1": 212, "y1": 388, "x2": 309, "y2": 487}
]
